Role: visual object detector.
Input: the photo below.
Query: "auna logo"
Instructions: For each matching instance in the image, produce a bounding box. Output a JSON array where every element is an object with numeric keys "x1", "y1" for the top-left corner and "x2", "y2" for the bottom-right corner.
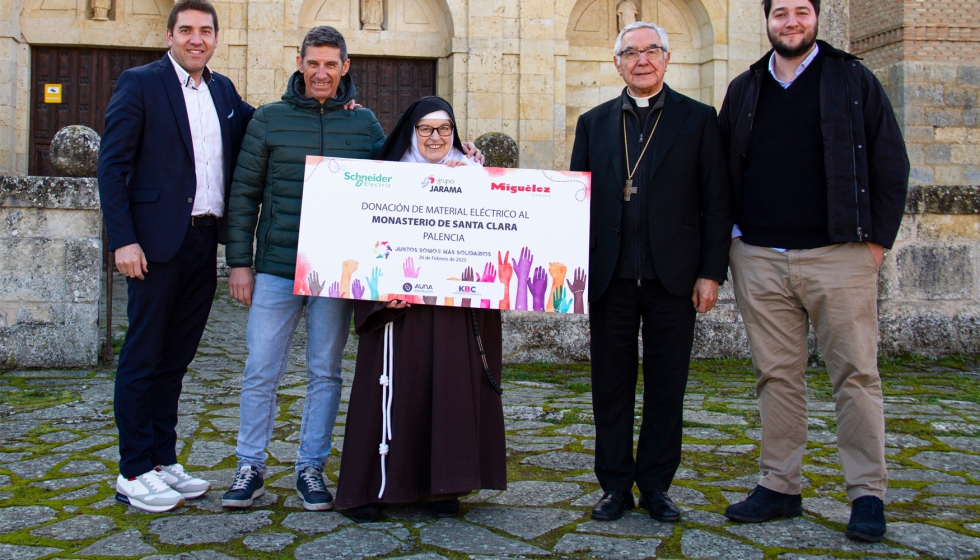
[
  {"x1": 402, "y1": 283, "x2": 413, "y2": 292},
  {"x1": 490, "y1": 182, "x2": 551, "y2": 194}
]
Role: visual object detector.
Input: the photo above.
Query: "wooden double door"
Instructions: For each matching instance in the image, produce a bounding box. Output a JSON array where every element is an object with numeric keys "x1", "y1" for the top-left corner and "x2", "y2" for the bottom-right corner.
[
  {"x1": 28, "y1": 49, "x2": 437, "y2": 174},
  {"x1": 347, "y1": 57, "x2": 438, "y2": 137},
  {"x1": 29, "y1": 47, "x2": 166, "y2": 176}
]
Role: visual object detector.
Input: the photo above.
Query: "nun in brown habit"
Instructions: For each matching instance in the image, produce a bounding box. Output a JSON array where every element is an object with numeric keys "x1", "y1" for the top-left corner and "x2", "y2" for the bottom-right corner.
[{"x1": 335, "y1": 97, "x2": 506, "y2": 522}]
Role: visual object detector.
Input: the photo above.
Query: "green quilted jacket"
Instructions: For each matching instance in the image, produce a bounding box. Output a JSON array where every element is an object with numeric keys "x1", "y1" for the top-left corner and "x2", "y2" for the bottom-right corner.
[{"x1": 225, "y1": 71, "x2": 385, "y2": 279}]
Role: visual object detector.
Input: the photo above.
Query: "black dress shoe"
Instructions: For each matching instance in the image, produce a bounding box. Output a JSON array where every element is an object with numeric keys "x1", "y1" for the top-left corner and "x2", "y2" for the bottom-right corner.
[
  {"x1": 590, "y1": 490, "x2": 635, "y2": 521},
  {"x1": 724, "y1": 485, "x2": 802, "y2": 523},
  {"x1": 431, "y1": 498, "x2": 461, "y2": 518},
  {"x1": 638, "y1": 490, "x2": 681, "y2": 522},
  {"x1": 349, "y1": 502, "x2": 385, "y2": 523}
]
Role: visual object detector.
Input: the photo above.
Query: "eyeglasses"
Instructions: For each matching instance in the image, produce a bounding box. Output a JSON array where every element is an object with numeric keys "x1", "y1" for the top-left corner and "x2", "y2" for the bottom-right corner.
[
  {"x1": 617, "y1": 45, "x2": 667, "y2": 62},
  {"x1": 415, "y1": 124, "x2": 454, "y2": 137}
]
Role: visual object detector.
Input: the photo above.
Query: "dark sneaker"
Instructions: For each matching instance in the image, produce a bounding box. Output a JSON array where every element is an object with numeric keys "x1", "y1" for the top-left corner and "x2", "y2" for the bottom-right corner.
[
  {"x1": 221, "y1": 465, "x2": 265, "y2": 508},
  {"x1": 724, "y1": 485, "x2": 802, "y2": 523},
  {"x1": 350, "y1": 503, "x2": 385, "y2": 523},
  {"x1": 296, "y1": 467, "x2": 334, "y2": 511},
  {"x1": 432, "y1": 498, "x2": 461, "y2": 518},
  {"x1": 846, "y1": 495, "x2": 886, "y2": 542}
]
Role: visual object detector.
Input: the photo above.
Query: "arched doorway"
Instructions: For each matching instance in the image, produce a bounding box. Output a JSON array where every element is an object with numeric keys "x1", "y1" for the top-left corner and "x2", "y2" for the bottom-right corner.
[{"x1": 562, "y1": 0, "x2": 721, "y2": 165}]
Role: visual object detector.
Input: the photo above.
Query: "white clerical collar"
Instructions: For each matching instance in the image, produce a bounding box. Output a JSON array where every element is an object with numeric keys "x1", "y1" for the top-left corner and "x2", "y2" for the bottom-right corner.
[
  {"x1": 768, "y1": 43, "x2": 820, "y2": 89},
  {"x1": 628, "y1": 87, "x2": 662, "y2": 108}
]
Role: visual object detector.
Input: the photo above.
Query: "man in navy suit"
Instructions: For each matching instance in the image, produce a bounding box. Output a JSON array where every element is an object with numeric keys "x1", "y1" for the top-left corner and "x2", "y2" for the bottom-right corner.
[{"x1": 98, "y1": 0, "x2": 253, "y2": 513}]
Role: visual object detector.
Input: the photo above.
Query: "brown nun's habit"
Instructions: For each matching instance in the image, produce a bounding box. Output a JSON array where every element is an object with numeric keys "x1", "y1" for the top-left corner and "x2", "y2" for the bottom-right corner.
[{"x1": 335, "y1": 97, "x2": 506, "y2": 509}]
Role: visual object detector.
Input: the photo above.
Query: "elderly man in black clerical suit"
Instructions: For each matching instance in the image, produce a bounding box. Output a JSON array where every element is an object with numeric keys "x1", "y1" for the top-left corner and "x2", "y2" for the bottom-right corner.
[{"x1": 570, "y1": 21, "x2": 731, "y2": 522}]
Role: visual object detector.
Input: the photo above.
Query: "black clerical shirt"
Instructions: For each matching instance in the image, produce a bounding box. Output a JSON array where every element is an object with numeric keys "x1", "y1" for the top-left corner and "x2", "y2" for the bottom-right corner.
[{"x1": 613, "y1": 88, "x2": 665, "y2": 282}]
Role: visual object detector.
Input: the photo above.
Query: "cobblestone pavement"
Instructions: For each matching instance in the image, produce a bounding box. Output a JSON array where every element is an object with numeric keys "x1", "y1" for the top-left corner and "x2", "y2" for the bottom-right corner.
[{"x1": 1, "y1": 277, "x2": 980, "y2": 559}]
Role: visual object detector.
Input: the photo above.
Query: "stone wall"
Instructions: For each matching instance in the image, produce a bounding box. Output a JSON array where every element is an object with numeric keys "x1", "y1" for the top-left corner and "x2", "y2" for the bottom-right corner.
[
  {"x1": 0, "y1": 175, "x2": 102, "y2": 369},
  {"x1": 501, "y1": 186, "x2": 980, "y2": 363}
]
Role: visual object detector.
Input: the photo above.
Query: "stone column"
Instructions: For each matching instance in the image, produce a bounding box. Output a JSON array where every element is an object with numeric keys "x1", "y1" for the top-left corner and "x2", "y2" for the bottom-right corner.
[
  {"x1": 245, "y1": 0, "x2": 287, "y2": 106},
  {"x1": 819, "y1": 0, "x2": 849, "y2": 50},
  {"x1": 0, "y1": 1, "x2": 26, "y2": 175},
  {"x1": 210, "y1": 0, "x2": 250, "y2": 97},
  {"x1": 518, "y1": 0, "x2": 558, "y2": 170}
]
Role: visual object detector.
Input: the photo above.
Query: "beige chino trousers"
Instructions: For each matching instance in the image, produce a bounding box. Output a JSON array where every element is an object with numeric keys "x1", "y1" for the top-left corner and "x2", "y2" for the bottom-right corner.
[{"x1": 729, "y1": 240, "x2": 887, "y2": 501}]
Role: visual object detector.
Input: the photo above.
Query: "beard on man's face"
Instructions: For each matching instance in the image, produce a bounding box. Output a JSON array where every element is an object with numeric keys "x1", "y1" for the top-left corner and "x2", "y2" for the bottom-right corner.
[{"x1": 768, "y1": 23, "x2": 818, "y2": 58}]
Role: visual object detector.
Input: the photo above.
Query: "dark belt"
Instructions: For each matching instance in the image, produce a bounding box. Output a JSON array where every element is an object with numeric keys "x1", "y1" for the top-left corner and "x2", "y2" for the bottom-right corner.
[{"x1": 190, "y1": 215, "x2": 218, "y2": 228}]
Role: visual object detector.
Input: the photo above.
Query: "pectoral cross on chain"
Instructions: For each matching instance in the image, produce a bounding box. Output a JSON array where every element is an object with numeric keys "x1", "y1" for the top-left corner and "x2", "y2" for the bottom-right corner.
[
  {"x1": 621, "y1": 110, "x2": 663, "y2": 203},
  {"x1": 623, "y1": 179, "x2": 637, "y2": 202}
]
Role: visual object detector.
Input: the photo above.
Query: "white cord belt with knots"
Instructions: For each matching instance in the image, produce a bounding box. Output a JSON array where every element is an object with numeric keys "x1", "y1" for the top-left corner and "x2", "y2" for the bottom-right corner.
[{"x1": 377, "y1": 321, "x2": 394, "y2": 498}]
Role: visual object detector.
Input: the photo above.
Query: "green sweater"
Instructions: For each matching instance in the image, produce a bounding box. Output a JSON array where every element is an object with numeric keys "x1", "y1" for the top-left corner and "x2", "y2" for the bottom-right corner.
[{"x1": 225, "y1": 71, "x2": 385, "y2": 279}]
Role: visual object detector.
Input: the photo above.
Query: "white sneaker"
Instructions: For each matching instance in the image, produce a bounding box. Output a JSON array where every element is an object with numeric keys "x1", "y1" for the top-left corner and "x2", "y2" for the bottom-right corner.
[
  {"x1": 156, "y1": 463, "x2": 211, "y2": 499},
  {"x1": 115, "y1": 471, "x2": 185, "y2": 513}
]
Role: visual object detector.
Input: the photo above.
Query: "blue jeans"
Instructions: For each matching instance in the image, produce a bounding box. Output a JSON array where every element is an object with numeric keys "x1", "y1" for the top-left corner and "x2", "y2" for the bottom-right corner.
[{"x1": 236, "y1": 273, "x2": 352, "y2": 474}]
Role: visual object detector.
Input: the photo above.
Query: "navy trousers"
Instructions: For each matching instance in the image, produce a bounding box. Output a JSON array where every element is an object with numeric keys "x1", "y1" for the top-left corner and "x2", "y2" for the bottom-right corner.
[
  {"x1": 589, "y1": 278, "x2": 696, "y2": 495},
  {"x1": 114, "y1": 224, "x2": 217, "y2": 478}
]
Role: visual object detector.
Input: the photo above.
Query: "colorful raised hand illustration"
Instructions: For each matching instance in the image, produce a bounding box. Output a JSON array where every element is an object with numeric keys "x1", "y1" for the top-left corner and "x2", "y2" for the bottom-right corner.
[
  {"x1": 422, "y1": 296, "x2": 437, "y2": 305},
  {"x1": 497, "y1": 250, "x2": 513, "y2": 310},
  {"x1": 351, "y1": 279, "x2": 365, "y2": 300},
  {"x1": 552, "y1": 286, "x2": 572, "y2": 313},
  {"x1": 566, "y1": 267, "x2": 587, "y2": 314},
  {"x1": 460, "y1": 266, "x2": 474, "y2": 307},
  {"x1": 511, "y1": 247, "x2": 533, "y2": 311},
  {"x1": 328, "y1": 281, "x2": 339, "y2": 298},
  {"x1": 308, "y1": 271, "x2": 325, "y2": 297},
  {"x1": 546, "y1": 262, "x2": 568, "y2": 312},
  {"x1": 340, "y1": 259, "x2": 359, "y2": 297},
  {"x1": 365, "y1": 267, "x2": 383, "y2": 301},
  {"x1": 478, "y1": 262, "x2": 496, "y2": 308},
  {"x1": 403, "y1": 257, "x2": 421, "y2": 278},
  {"x1": 528, "y1": 266, "x2": 549, "y2": 312}
]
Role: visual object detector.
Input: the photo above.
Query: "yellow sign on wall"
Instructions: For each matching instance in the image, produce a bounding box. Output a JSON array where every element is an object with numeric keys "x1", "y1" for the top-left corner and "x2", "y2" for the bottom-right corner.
[{"x1": 44, "y1": 84, "x2": 62, "y2": 104}]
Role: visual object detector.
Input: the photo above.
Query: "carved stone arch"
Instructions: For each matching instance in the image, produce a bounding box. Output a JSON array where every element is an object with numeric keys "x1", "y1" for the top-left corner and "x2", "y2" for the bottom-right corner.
[
  {"x1": 295, "y1": 0, "x2": 452, "y2": 57},
  {"x1": 563, "y1": 0, "x2": 724, "y2": 166}
]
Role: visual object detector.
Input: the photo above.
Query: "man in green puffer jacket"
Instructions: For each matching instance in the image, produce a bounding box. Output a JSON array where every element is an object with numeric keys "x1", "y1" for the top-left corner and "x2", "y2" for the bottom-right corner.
[
  {"x1": 221, "y1": 25, "x2": 481, "y2": 513},
  {"x1": 221, "y1": 26, "x2": 383, "y2": 512}
]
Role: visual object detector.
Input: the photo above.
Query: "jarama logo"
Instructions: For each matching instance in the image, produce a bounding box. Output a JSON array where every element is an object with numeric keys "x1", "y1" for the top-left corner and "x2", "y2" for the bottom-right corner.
[
  {"x1": 372, "y1": 241, "x2": 392, "y2": 259},
  {"x1": 344, "y1": 171, "x2": 393, "y2": 188},
  {"x1": 424, "y1": 174, "x2": 462, "y2": 194}
]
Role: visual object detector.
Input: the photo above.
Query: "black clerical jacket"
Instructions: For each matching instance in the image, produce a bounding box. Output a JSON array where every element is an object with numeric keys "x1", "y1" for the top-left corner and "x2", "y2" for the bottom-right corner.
[{"x1": 570, "y1": 85, "x2": 732, "y2": 302}]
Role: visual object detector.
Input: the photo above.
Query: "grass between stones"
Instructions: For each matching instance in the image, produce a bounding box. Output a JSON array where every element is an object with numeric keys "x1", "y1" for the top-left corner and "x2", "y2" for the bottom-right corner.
[{"x1": 0, "y1": 354, "x2": 978, "y2": 558}]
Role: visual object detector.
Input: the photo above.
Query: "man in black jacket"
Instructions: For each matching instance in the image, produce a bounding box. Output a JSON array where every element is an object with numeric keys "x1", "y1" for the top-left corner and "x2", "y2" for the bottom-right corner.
[
  {"x1": 718, "y1": 0, "x2": 908, "y2": 542},
  {"x1": 571, "y1": 21, "x2": 731, "y2": 523}
]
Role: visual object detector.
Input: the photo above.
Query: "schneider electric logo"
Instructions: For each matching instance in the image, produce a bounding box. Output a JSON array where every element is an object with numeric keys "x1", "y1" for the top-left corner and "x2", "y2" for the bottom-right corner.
[
  {"x1": 490, "y1": 182, "x2": 551, "y2": 194},
  {"x1": 344, "y1": 172, "x2": 393, "y2": 188}
]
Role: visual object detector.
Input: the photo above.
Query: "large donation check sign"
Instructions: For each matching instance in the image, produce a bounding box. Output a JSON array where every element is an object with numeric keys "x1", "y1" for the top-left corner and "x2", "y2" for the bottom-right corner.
[{"x1": 294, "y1": 156, "x2": 592, "y2": 313}]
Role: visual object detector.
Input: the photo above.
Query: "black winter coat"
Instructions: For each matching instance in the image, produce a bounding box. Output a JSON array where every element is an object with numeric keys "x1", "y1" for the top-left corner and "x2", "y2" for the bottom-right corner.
[
  {"x1": 225, "y1": 71, "x2": 386, "y2": 279},
  {"x1": 718, "y1": 41, "x2": 909, "y2": 249}
]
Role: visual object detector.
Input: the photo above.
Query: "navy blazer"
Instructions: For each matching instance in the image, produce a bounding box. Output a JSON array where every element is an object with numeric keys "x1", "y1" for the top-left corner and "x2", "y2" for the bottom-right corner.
[{"x1": 98, "y1": 54, "x2": 254, "y2": 262}]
